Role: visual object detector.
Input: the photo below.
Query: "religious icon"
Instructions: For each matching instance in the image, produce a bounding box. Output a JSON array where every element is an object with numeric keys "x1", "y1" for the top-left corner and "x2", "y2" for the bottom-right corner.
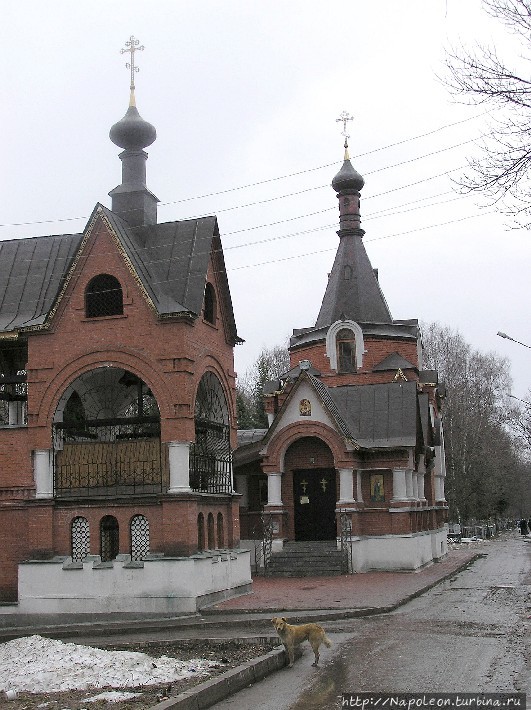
[
  {"x1": 370, "y1": 473, "x2": 385, "y2": 502},
  {"x1": 299, "y1": 399, "x2": 311, "y2": 416}
]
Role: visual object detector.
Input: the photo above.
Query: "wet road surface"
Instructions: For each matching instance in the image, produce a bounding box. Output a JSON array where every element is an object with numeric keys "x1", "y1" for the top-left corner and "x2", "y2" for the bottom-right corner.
[{"x1": 212, "y1": 534, "x2": 530, "y2": 709}]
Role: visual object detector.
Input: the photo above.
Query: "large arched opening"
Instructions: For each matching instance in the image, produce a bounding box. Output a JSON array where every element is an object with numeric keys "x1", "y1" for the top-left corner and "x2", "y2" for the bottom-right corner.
[{"x1": 52, "y1": 367, "x2": 164, "y2": 497}]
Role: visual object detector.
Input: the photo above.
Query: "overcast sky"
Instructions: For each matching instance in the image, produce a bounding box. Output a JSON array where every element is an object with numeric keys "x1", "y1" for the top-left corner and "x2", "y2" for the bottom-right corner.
[{"x1": 2, "y1": 1, "x2": 530, "y2": 399}]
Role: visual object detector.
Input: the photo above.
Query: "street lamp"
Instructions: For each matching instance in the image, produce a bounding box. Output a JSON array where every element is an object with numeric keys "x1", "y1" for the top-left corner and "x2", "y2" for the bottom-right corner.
[{"x1": 496, "y1": 332, "x2": 531, "y2": 349}]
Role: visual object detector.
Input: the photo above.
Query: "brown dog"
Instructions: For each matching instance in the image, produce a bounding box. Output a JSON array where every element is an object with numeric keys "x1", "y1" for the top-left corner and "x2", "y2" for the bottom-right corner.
[{"x1": 272, "y1": 616, "x2": 332, "y2": 667}]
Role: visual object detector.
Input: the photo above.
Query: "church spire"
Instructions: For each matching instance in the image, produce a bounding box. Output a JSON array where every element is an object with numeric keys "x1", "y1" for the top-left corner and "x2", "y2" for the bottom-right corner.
[
  {"x1": 314, "y1": 115, "x2": 392, "y2": 327},
  {"x1": 108, "y1": 36, "x2": 159, "y2": 227}
]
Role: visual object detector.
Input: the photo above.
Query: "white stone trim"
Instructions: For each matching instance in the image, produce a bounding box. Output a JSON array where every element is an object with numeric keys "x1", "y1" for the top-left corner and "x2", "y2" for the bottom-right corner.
[
  {"x1": 167, "y1": 441, "x2": 192, "y2": 493},
  {"x1": 266, "y1": 472, "x2": 283, "y2": 506},
  {"x1": 325, "y1": 320, "x2": 365, "y2": 371},
  {"x1": 338, "y1": 467, "x2": 355, "y2": 503},
  {"x1": 34, "y1": 449, "x2": 53, "y2": 499}
]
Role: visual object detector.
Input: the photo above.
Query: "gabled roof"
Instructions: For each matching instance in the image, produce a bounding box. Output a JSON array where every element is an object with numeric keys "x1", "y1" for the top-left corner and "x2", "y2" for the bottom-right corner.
[
  {"x1": 372, "y1": 352, "x2": 417, "y2": 372},
  {"x1": 0, "y1": 204, "x2": 241, "y2": 344}
]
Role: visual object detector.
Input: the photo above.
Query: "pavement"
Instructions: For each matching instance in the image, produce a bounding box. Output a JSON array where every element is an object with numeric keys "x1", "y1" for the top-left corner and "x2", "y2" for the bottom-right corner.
[{"x1": 0, "y1": 543, "x2": 489, "y2": 709}]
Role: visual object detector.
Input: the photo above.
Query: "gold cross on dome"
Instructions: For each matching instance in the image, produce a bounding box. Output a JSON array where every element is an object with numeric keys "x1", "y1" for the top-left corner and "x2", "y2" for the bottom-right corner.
[{"x1": 120, "y1": 35, "x2": 144, "y2": 91}]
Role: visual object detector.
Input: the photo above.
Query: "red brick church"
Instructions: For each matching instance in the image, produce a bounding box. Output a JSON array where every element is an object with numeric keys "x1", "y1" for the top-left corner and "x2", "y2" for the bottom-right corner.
[
  {"x1": 234, "y1": 131, "x2": 448, "y2": 572},
  {"x1": 0, "y1": 45, "x2": 448, "y2": 611},
  {"x1": 0, "y1": 39, "x2": 249, "y2": 611}
]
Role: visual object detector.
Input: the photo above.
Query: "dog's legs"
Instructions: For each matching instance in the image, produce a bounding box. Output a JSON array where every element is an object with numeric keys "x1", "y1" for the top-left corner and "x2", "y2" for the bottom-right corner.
[
  {"x1": 286, "y1": 642, "x2": 295, "y2": 667},
  {"x1": 310, "y1": 642, "x2": 320, "y2": 667}
]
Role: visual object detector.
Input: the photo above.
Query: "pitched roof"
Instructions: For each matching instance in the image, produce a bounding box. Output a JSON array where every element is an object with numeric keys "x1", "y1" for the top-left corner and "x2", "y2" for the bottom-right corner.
[
  {"x1": 327, "y1": 380, "x2": 420, "y2": 449},
  {"x1": 372, "y1": 352, "x2": 417, "y2": 372},
  {"x1": 0, "y1": 232, "x2": 83, "y2": 332},
  {"x1": 0, "y1": 204, "x2": 241, "y2": 344}
]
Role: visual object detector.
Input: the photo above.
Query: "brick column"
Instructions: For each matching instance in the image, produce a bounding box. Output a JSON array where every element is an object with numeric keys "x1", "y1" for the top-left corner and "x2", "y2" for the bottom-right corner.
[{"x1": 356, "y1": 469, "x2": 364, "y2": 503}]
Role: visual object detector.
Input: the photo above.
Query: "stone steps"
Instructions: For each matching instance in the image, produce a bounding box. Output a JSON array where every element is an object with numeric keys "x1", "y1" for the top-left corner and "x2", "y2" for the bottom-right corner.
[{"x1": 267, "y1": 541, "x2": 343, "y2": 577}]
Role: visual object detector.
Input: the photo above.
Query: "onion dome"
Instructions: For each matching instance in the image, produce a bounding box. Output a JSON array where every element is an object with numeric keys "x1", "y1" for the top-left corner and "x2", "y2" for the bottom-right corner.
[
  {"x1": 331, "y1": 154, "x2": 364, "y2": 193},
  {"x1": 109, "y1": 104, "x2": 156, "y2": 151}
]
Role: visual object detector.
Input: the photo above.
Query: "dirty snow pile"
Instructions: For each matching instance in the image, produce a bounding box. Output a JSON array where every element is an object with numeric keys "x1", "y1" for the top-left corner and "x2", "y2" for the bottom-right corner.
[{"x1": 0, "y1": 635, "x2": 216, "y2": 695}]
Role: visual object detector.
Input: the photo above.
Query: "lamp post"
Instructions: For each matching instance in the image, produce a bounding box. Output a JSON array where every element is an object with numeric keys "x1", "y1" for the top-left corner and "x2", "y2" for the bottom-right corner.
[{"x1": 497, "y1": 332, "x2": 531, "y2": 349}]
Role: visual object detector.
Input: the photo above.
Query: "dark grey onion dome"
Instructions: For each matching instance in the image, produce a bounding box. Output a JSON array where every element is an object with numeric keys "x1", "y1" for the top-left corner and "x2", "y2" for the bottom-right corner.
[
  {"x1": 331, "y1": 158, "x2": 364, "y2": 192},
  {"x1": 109, "y1": 105, "x2": 156, "y2": 150}
]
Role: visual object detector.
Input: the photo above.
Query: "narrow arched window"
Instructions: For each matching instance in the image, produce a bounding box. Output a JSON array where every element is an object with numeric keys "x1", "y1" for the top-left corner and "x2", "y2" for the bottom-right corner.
[
  {"x1": 207, "y1": 512, "x2": 215, "y2": 549},
  {"x1": 130, "y1": 514, "x2": 150, "y2": 561},
  {"x1": 203, "y1": 283, "x2": 216, "y2": 324},
  {"x1": 198, "y1": 513, "x2": 205, "y2": 551},
  {"x1": 217, "y1": 512, "x2": 224, "y2": 548},
  {"x1": 85, "y1": 274, "x2": 123, "y2": 318},
  {"x1": 337, "y1": 328, "x2": 357, "y2": 373},
  {"x1": 100, "y1": 515, "x2": 119, "y2": 561},
  {"x1": 71, "y1": 516, "x2": 90, "y2": 562}
]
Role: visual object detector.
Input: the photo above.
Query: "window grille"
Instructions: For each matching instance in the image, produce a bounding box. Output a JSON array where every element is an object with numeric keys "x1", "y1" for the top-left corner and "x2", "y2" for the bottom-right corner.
[
  {"x1": 85, "y1": 274, "x2": 123, "y2": 318},
  {"x1": 100, "y1": 515, "x2": 119, "y2": 561},
  {"x1": 130, "y1": 514, "x2": 150, "y2": 560},
  {"x1": 71, "y1": 516, "x2": 90, "y2": 562}
]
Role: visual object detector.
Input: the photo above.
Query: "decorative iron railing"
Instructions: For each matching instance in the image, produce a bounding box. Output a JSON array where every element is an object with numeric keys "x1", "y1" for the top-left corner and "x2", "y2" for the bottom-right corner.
[
  {"x1": 53, "y1": 417, "x2": 165, "y2": 497},
  {"x1": 339, "y1": 509, "x2": 354, "y2": 574},
  {"x1": 189, "y1": 420, "x2": 232, "y2": 494},
  {"x1": 252, "y1": 512, "x2": 274, "y2": 575}
]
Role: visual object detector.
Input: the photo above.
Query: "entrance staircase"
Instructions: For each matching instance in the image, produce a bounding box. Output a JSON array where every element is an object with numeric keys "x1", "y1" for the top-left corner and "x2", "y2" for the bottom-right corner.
[{"x1": 266, "y1": 540, "x2": 343, "y2": 577}]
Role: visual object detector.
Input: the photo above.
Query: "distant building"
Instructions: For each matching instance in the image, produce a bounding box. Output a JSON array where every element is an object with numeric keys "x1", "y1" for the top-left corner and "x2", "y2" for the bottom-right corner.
[
  {"x1": 0, "y1": 53, "x2": 249, "y2": 611},
  {"x1": 234, "y1": 140, "x2": 448, "y2": 572}
]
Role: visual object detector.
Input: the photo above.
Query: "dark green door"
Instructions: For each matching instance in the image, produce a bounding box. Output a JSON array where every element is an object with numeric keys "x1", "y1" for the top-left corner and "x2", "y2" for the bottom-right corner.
[{"x1": 293, "y1": 469, "x2": 337, "y2": 541}]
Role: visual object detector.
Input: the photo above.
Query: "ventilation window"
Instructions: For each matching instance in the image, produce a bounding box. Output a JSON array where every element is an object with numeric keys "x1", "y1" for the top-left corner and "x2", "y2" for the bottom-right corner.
[
  {"x1": 71, "y1": 516, "x2": 90, "y2": 562},
  {"x1": 337, "y1": 328, "x2": 357, "y2": 373},
  {"x1": 130, "y1": 514, "x2": 150, "y2": 561},
  {"x1": 203, "y1": 283, "x2": 216, "y2": 324},
  {"x1": 85, "y1": 274, "x2": 123, "y2": 318}
]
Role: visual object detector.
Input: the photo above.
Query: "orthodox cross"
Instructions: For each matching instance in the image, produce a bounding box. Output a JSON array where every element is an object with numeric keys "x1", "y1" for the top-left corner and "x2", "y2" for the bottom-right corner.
[
  {"x1": 300, "y1": 479, "x2": 308, "y2": 494},
  {"x1": 336, "y1": 110, "x2": 353, "y2": 141},
  {"x1": 120, "y1": 35, "x2": 144, "y2": 91},
  {"x1": 320, "y1": 477, "x2": 328, "y2": 492}
]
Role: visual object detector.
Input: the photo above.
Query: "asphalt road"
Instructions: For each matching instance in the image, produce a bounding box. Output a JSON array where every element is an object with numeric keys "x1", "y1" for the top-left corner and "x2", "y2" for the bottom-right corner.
[{"x1": 212, "y1": 534, "x2": 530, "y2": 709}]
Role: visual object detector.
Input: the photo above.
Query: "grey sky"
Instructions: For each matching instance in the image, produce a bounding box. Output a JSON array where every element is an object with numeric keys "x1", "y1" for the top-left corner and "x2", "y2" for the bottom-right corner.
[{"x1": 2, "y1": 0, "x2": 530, "y2": 397}]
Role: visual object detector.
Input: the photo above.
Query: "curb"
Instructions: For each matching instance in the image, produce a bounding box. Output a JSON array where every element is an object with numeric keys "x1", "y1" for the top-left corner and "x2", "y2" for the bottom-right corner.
[{"x1": 150, "y1": 646, "x2": 289, "y2": 710}]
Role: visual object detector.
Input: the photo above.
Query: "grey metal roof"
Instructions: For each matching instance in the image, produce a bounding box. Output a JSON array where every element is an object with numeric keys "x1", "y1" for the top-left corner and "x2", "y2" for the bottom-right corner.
[
  {"x1": 372, "y1": 352, "x2": 417, "y2": 372},
  {"x1": 0, "y1": 205, "x2": 241, "y2": 344},
  {"x1": 0, "y1": 232, "x2": 83, "y2": 332},
  {"x1": 315, "y1": 231, "x2": 392, "y2": 328},
  {"x1": 328, "y1": 380, "x2": 419, "y2": 448}
]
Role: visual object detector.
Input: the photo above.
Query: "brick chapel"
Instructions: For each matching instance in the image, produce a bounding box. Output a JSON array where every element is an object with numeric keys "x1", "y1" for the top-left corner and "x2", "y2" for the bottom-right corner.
[
  {"x1": 0, "y1": 40, "x2": 250, "y2": 612},
  {"x1": 234, "y1": 133, "x2": 449, "y2": 573}
]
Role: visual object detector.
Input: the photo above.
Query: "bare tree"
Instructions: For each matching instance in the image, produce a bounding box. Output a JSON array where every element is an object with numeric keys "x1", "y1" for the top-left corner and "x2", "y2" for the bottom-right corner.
[
  {"x1": 421, "y1": 322, "x2": 524, "y2": 520},
  {"x1": 236, "y1": 343, "x2": 290, "y2": 429},
  {"x1": 444, "y1": 0, "x2": 531, "y2": 224}
]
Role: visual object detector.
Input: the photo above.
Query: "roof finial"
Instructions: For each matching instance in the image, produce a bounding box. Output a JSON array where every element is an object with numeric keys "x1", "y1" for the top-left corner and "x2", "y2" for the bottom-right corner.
[
  {"x1": 336, "y1": 110, "x2": 353, "y2": 160},
  {"x1": 120, "y1": 35, "x2": 144, "y2": 107}
]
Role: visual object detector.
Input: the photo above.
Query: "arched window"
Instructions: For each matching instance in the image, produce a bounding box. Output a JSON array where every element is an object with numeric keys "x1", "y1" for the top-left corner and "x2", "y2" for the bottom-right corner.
[
  {"x1": 217, "y1": 512, "x2": 224, "y2": 548},
  {"x1": 71, "y1": 516, "x2": 90, "y2": 562},
  {"x1": 85, "y1": 274, "x2": 123, "y2": 318},
  {"x1": 197, "y1": 513, "x2": 205, "y2": 551},
  {"x1": 207, "y1": 512, "x2": 215, "y2": 549},
  {"x1": 100, "y1": 515, "x2": 119, "y2": 561},
  {"x1": 337, "y1": 328, "x2": 357, "y2": 373},
  {"x1": 130, "y1": 514, "x2": 150, "y2": 561},
  {"x1": 203, "y1": 283, "x2": 216, "y2": 324}
]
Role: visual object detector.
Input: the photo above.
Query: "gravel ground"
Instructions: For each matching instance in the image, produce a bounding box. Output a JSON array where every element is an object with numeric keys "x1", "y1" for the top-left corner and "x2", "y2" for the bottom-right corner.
[{"x1": 3, "y1": 639, "x2": 278, "y2": 709}]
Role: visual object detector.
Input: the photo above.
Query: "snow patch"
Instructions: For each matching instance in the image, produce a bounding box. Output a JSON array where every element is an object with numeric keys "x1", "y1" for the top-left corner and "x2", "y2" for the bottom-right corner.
[{"x1": 0, "y1": 635, "x2": 215, "y2": 693}]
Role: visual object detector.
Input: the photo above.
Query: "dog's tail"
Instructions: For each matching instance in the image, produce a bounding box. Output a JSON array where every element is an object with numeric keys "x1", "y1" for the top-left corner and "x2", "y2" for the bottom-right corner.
[{"x1": 324, "y1": 635, "x2": 332, "y2": 648}]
